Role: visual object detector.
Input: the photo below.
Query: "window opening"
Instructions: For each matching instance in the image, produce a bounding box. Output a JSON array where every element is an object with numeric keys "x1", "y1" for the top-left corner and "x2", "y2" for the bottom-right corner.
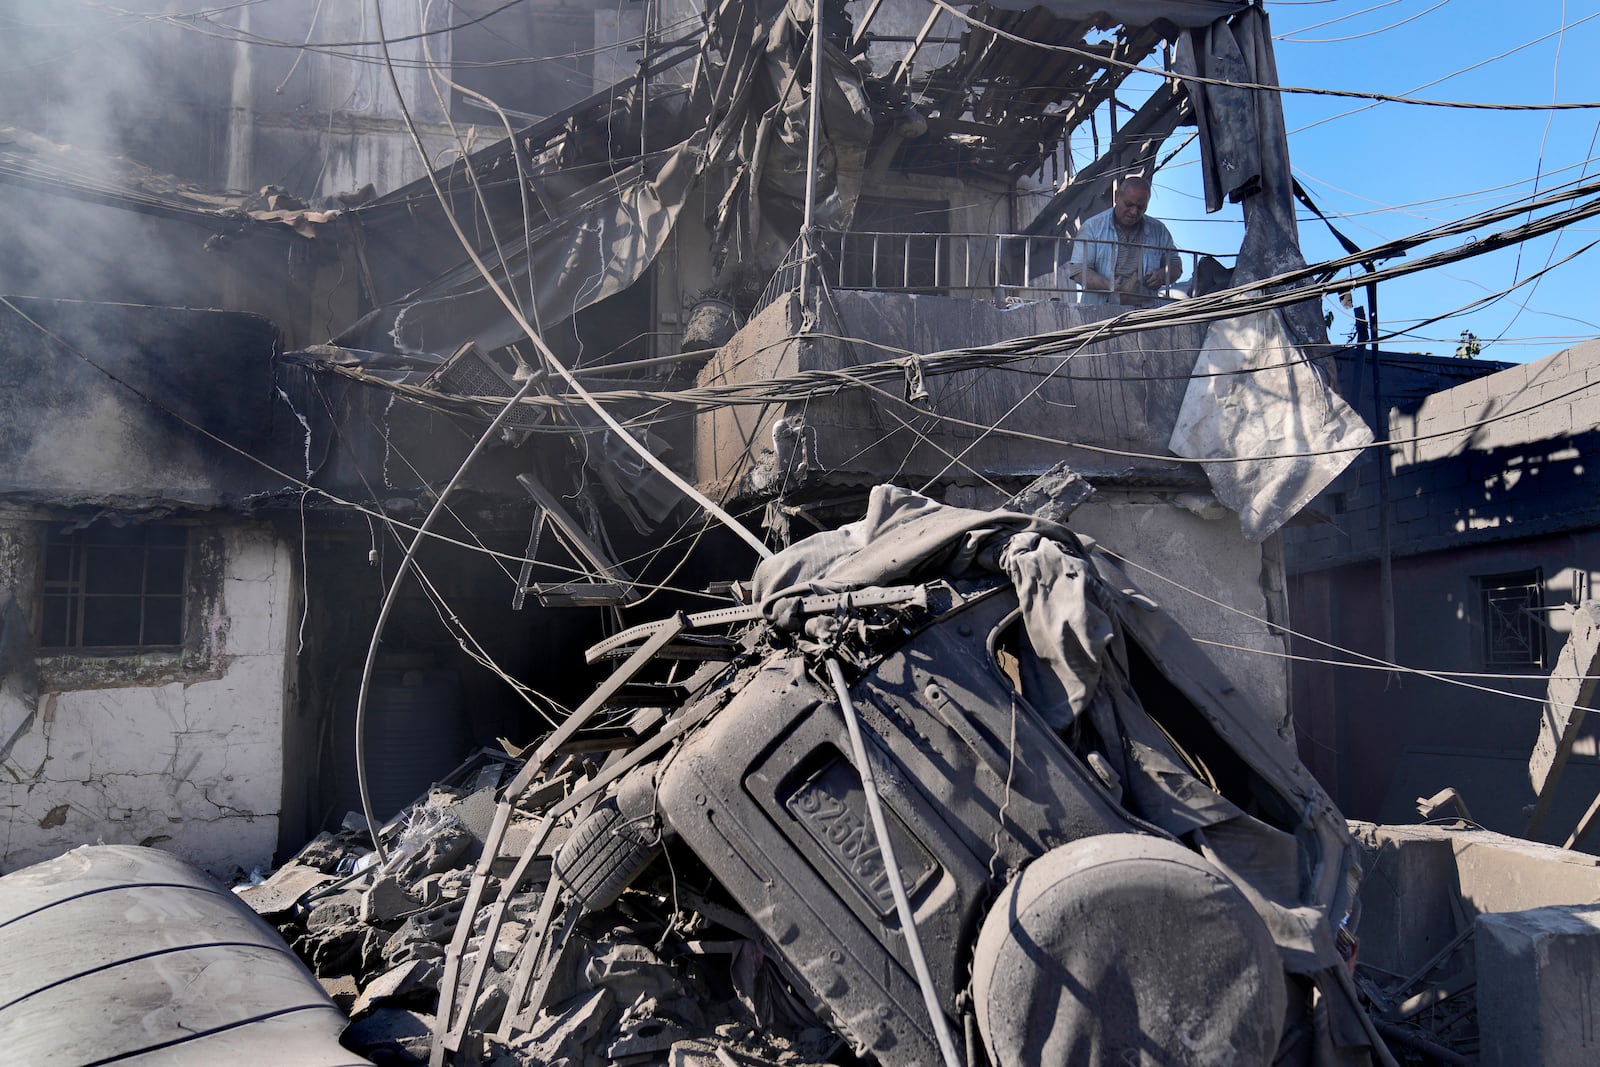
[
  {"x1": 1476, "y1": 569, "x2": 1545, "y2": 669},
  {"x1": 39, "y1": 523, "x2": 188, "y2": 651}
]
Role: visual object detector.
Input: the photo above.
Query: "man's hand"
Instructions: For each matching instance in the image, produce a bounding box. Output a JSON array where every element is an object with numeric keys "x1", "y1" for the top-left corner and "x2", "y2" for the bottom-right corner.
[{"x1": 1142, "y1": 266, "x2": 1171, "y2": 290}]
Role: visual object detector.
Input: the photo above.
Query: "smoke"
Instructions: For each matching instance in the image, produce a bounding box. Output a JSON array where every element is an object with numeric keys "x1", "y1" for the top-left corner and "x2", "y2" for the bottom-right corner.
[{"x1": 0, "y1": 2, "x2": 216, "y2": 305}]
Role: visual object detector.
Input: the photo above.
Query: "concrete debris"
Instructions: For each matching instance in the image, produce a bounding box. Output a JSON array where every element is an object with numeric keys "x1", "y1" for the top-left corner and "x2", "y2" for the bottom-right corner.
[
  {"x1": 247, "y1": 489, "x2": 1400, "y2": 1065},
  {"x1": 352, "y1": 960, "x2": 445, "y2": 1020},
  {"x1": 361, "y1": 874, "x2": 423, "y2": 924},
  {"x1": 241, "y1": 489, "x2": 1600, "y2": 1066},
  {"x1": 514, "y1": 986, "x2": 614, "y2": 1065},
  {"x1": 342, "y1": 1008, "x2": 435, "y2": 1065},
  {"x1": 235, "y1": 859, "x2": 335, "y2": 916},
  {"x1": 256, "y1": 751, "x2": 830, "y2": 1066}
]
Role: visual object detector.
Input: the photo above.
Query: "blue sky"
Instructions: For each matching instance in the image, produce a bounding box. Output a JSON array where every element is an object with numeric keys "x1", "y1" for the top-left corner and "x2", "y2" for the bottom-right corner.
[{"x1": 1138, "y1": 0, "x2": 1600, "y2": 364}]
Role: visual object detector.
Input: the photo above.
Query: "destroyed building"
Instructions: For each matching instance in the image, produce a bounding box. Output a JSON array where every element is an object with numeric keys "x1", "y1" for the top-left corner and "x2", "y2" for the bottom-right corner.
[
  {"x1": 15, "y1": 0, "x2": 1599, "y2": 1065},
  {"x1": 1285, "y1": 339, "x2": 1600, "y2": 843},
  {"x1": 0, "y1": 0, "x2": 1369, "y2": 876}
]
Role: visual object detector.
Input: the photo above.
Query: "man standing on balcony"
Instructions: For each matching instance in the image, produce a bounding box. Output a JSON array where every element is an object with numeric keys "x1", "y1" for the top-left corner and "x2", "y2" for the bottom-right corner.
[{"x1": 1068, "y1": 175, "x2": 1182, "y2": 306}]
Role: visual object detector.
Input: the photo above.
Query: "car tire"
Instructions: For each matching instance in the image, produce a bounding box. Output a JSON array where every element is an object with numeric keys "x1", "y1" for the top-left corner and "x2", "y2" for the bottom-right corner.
[
  {"x1": 971, "y1": 833, "x2": 1287, "y2": 1067},
  {"x1": 552, "y1": 798, "x2": 661, "y2": 911}
]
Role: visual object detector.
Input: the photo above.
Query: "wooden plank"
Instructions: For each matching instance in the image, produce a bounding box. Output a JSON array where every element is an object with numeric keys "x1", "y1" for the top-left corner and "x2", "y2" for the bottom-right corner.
[{"x1": 1525, "y1": 601, "x2": 1600, "y2": 836}]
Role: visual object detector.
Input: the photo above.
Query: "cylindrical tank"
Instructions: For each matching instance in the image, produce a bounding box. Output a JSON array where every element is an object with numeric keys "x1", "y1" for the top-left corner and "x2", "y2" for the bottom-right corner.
[{"x1": 329, "y1": 664, "x2": 468, "y2": 825}]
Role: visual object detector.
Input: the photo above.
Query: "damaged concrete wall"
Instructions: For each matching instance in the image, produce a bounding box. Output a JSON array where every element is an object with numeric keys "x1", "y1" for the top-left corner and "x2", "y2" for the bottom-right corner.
[
  {"x1": 0, "y1": 521, "x2": 295, "y2": 877},
  {"x1": 1288, "y1": 342, "x2": 1600, "y2": 569},
  {"x1": 1286, "y1": 341, "x2": 1600, "y2": 831},
  {"x1": 694, "y1": 290, "x2": 1294, "y2": 738},
  {"x1": 1069, "y1": 496, "x2": 1292, "y2": 742}
]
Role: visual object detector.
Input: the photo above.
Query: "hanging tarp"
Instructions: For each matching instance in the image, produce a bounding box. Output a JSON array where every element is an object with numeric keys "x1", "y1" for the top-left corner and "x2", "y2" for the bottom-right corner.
[
  {"x1": 1163, "y1": 5, "x2": 1372, "y2": 539},
  {"x1": 385, "y1": 129, "x2": 704, "y2": 357},
  {"x1": 1168, "y1": 307, "x2": 1373, "y2": 542}
]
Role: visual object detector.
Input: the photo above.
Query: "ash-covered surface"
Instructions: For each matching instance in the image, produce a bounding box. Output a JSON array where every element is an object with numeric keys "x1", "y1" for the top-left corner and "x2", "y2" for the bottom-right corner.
[
  {"x1": 242, "y1": 486, "x2": 1390, "y2": 1067},
  {"x1": 248, "y1": 763, "x2": 839, "y2": 1067}
]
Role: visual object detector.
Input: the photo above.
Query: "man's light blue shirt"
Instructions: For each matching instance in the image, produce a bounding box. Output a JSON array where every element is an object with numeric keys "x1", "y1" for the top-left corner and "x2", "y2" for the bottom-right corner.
[{"x1": 1068, "y1": 209, "x2": 1180, "y2": 305}]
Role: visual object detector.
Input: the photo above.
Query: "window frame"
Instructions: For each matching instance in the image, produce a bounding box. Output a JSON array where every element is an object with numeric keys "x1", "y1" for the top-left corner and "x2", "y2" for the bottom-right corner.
[
  {"x1": 36, "y1": 522, "x2": 190, "y2": 654},
  {"x1": 1475, "y1": 568, "x2": 1547, "y2": 671}
]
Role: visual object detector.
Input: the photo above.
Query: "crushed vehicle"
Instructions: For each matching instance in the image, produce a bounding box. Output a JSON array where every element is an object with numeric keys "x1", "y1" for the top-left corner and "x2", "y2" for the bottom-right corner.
[{"x1": 238, "y1": 486, "x2": 1393, "y2": 1066}]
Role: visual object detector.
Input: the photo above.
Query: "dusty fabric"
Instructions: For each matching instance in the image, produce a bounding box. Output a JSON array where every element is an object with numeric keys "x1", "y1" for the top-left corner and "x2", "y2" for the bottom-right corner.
[
  {"x1": 1164, "y1": 7, "x2": 1372, "y2": 542},
  {"x1": 750, "y1": 485, "x2": 1113, "y2": 723},
  {"x1": 388, "y1": 129, "x2": 706, "y2": 357},
  {"x1": 1167, "y1": 307, "x2": 1372, "y2": 542},
  {"x1": 705, "y1": 0, "x2": 876, "y2": 292},
  {"x1": 1174, "y1": 16, "x2": 1262, "y2": 213}
]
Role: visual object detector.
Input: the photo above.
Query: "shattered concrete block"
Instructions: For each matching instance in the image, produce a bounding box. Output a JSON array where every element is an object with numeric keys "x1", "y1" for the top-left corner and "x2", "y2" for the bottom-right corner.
[
  {"x1": 386, "y1": 940, "x2": 447, "y2": 967},
  {"x1": 471, "y1": 983, "x2": 509, "y2": 1031},
  {"x1": 361, "y1": 874, "x2": 423, "y2": 924},
  {"x1": 294, "y1": 831, "x2": 362, "y2": 873},
  {"x1": 1478, "y1": 905, "x2": 1600, "y2": 1066},
  {"x1": 351, "y1": 959, "x2": 444, "y2": 1019},
  {"x1": 494, "y1": 919, "x2": 528, "y2": 970},
  {"x1": 344, "y1": 1007, "x2": 435, "y2": 1066},
  {"x1": 513, "y1": 987, "x2": 616, "y2": 1066},
  {"x1": 236, "y1": 861, "x2": 334, "y2": 917},
  {"x1": 607, "y1": 1015, "x2": 692, "y2": 1061},
  {"x1": 389, "y1": 821, "x2": 473, "y2": 886},
  {"x1": 317, "y1": 973, "x2": 360, "y2": 1012},
  {"x1": 386, "y1": 897, "x2": 467, "y2": 963},
  {"x1": 305, "y1": 892, "x2": 361, "y2": 932}
]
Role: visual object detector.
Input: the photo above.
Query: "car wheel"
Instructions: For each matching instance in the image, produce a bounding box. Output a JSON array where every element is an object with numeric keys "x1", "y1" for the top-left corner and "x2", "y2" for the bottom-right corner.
[
  {"x1": 971, "y1": 833, "x2": 1287, "y2": 1066},
  {"x1": 552, "y1": 798, "x2": 662, "y2": 911}
]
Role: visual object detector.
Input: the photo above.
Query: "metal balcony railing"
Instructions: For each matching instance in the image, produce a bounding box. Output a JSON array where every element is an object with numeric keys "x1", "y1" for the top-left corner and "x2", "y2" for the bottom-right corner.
[{"x1": 755, "y1": 231, "x2": 1223, "y2": 314}]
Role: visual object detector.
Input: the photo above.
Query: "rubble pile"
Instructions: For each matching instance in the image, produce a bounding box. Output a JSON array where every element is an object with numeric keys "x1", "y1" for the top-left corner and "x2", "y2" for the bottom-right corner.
[
  {"x1": 243, "y1": 755, "x2": 839, "y2": 1067},
  {"x1": 237, "y1": 487, "x2": 1393, "y2": 1067}
]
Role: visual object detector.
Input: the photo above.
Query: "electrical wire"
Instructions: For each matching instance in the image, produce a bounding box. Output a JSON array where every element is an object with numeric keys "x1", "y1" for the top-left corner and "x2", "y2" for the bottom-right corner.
[
  {"x1": 1274, "y1": 0, "x2": 1416, "y2": 39},
  {"x1": 1275, "y1": 0, "x2": 1450, "y2": 45},
  {"x1": 924, "y1": 0, "x2": 1600, "y2": 111},
  {"x1": 1097, "y1": 546, "x2": 1600, "y2": 717},
  {"x1": 353, "y1": 371, "x2": 542, "y2": 862},
  {"x1": 367, "y1": 0, "x2": 771, "y2": 559},
  {"x1": 1282, "y1": 10, "x2": 1600, "y2": 136},
  {"x1": 311, "y1": 169, "x2": 1600, "y2": 449}
]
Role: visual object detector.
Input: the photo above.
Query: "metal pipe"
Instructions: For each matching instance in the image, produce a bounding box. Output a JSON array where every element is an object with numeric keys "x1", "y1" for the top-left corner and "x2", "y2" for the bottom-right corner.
[
  {"x1": 799, "y1": 17, "x2": 825, "y2": 304},
  {"x1": 355, "y1": 374, "x2": 539, "y2": 862},
  {"x1": 1369, "y1": 279, "x2": 1396, "y2": 665}
]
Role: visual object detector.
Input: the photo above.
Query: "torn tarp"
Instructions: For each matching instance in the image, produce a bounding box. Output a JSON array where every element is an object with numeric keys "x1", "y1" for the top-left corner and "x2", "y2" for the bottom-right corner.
[
  {"x1": 704, "y1": 0, "x2": 876, "y2": 292},
  {"x1": 382, "y1": 129, "x2": 706, "y2": 358},
  {"x1": 1165, "y1": 4, "x2": 1372, "y2": 540},
  {"x1": 749, "y1": 484, "x2": 1114, "y2": 727},
  {"x1": 1167, "y1": 307, "x2": 1373, "y2": 542}
]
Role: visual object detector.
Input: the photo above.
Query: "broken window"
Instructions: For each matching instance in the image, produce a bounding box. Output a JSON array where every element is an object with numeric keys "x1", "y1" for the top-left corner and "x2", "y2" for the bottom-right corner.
[
  {"x1": 1476, "y1": 569, "x2": 1546, "y2": 670},
  {"x1": 38, "y1": 523, "x2": 188, "y2": 652},
  {"x1": 449, "y1": 0, "x2": 597, "y2": 124}
]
